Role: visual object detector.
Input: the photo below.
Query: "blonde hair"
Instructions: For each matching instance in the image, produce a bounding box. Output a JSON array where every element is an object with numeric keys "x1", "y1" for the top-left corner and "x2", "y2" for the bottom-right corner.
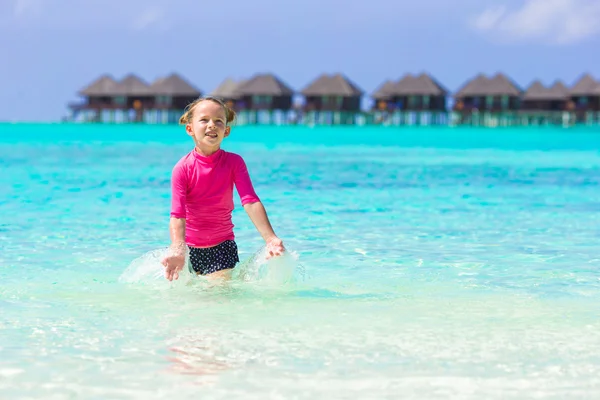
[{"x1": 179, "y1": 96, "x2": 236, "y2": 125}]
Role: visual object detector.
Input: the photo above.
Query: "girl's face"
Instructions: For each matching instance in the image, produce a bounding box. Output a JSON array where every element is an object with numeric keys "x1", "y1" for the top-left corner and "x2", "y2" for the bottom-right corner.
[{"x1": 186, "y1": 100, "x2": 230, "y2": 154}]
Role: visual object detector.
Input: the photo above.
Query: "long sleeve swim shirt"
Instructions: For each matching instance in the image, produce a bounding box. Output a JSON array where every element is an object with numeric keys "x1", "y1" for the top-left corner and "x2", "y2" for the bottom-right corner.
[{"x1": 170, "y1": 148, "x2": 260, "y2": 247}]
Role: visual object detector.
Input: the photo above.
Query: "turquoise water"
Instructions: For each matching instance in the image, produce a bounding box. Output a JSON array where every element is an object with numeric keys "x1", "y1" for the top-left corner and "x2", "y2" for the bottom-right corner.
[{"x1": 2, "y1": 123, "x2": 600, "y2": 399}]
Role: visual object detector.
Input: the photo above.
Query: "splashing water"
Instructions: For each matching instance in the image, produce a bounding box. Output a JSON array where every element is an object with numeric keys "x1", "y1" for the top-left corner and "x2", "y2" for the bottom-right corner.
[
  {"x1": 117, "y1": 247, "x2": 192, "y2": 287},
  {"x1": 118, "y1": 244, "x2": 305, "y2": 288},
  {"x1": 235, "y1": 245, "x2": 305, "y2": 285}
]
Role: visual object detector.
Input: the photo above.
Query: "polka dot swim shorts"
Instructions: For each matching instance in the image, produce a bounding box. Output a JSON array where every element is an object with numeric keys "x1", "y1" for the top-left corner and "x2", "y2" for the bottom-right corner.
[{"x1": 188, "y1": 240, "x2": 240, "y2": 275}]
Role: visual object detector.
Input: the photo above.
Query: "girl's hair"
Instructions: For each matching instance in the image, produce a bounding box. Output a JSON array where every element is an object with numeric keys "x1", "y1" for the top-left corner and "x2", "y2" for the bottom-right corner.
[{"x1": 179, "y1": 96, "x2": 237, "y2": 125}]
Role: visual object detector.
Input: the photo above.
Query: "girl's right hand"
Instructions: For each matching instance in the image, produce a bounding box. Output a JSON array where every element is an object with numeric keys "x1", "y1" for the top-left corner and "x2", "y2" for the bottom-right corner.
[
  {"x1": 161, "y1": 254, "x2": 186, "y2": 281},
  {"x1": 266, "y1": 237, "x2": 285, "y2": 259}
]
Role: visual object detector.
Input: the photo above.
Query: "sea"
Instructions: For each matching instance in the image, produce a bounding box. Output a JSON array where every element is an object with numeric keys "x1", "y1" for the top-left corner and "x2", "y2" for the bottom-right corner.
[{"x1": 1, "y1": 123, "x2": 600, "y2": 399}]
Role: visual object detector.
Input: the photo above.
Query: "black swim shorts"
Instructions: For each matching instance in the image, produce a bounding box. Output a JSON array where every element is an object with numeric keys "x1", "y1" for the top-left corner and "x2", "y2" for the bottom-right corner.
[{"x1": 188, "y1": 240, "x2": 240, "y2": 275}]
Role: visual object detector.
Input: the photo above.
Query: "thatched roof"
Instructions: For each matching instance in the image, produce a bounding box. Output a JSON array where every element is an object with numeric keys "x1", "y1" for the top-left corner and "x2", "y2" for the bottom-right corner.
[
  {"x1": 235, "y1": 73, "x2": 294, "y2": 96},
  {"x1": 79, "y1": 75, "x2": 120, "y2": 96},
  {"x1": 301, "y1": 73, "x2": 363, "y2": 96},
  {"x1": 394, "y1": 73, "x2": 447, "y2": 96},
  {"x1": 570, "y1": 73, "x2": 598, "y2": 96},
  {"x1": 210, "y1": 78, "x2": 246, "y2": 99},
  {"x1": 523, "y1": 80, "x2": 568, "y2": 101},
  {"x1": 456, "y1": 73, "x2": 521, "y2": 97},
  {"x1": 523, "y1": 81, "x2": 548, "y2": 100},
  {"x1": 455, "y1": 74, "x2": 488, "y2": 97},
  {"x1": 371, "y1": 80, "x2": 397, "y2": 100},
  {"x1": 547, "y1": 81, "x2": 569, "y2": 99},
  {"x1": 150, "y1": 73, "x2": 200, "y2": 96},
  {"x1": 487, "y1": 73, "x2": 522, "y2": 95},
  {"x1": 113, "y1": 74, "x2": 152, "y2": 96}
]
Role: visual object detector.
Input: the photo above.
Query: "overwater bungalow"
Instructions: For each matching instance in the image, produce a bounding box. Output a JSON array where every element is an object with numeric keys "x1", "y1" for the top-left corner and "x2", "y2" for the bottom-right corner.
[
  {"x1": 519, "y1": 80, "x2": 570, "y2": 126},
  {"x1": 229, "y1": 73, "x2": 295, "y2": 125},
  {"x1": 370, "y1": 73, "x2": 448, "y2": 125},
  {"x1": 67, "y1": 71, "x2": 600, "y2": 127},
  {"x1": 70, "y1": 73, "x2": 199, "y2": 123},
  {"x1": 393, "y1": 73, "x2": 448, "y2": 112},
  {"x1": 149, "y1": 73, "x2": 201, "y2": 108},
  {"x1": 454, "y1": 73, "x2": 522, "y2": 112},
  {"x1": 371, "y1": 73, "x2": 447, "y2": 112},
  {"x1": 147, "y1": 73, "x2": 201, "y2": 123},
  {"x1": 569, "y1": 74, "x2": 599, "y2": 110},
  {"x1": 568, "y1": 74, "x2": 600, "y2": 124},
  {"x1": 371, "y1": 80, "x2": 398, "y2": 111},
  {"x1": 114, "y1": 74, "x2": 152, "y2": 107},
  {"x1": 70, "y1": 73, "x2": 153, "y2": 123},
  {"x1": 521, "y1": 80, "x2": 569, "y2": 111},
  {"x1": 298, "y1": 73, "x2": 363, "y2": 125},
  {"x1": 234, "y1": 73, "x2": 294, "y2": 111},
  {"x1": 452, "y1": 73, "x2": 522, "y2": 127},
  {"x1": 210, "y1": 78, "x2": 246, "y2": 109},
  {"x1": 69, "y1": 75, "x2": 120, "y2": 121},
  {"x1": 301, "y1": 73, "x2": 362, "y2": 111}
]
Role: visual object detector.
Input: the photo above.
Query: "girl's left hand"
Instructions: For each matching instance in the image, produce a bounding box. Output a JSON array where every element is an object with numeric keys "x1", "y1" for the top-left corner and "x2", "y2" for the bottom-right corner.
[{"x1": 266, "y1": 237, "x2": 285, "y2": 259}]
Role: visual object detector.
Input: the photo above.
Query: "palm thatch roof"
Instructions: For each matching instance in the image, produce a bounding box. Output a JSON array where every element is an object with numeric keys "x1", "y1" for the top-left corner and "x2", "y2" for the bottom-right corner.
[
  {"x1": 301, "y1": 73, "x2": 363, "y2": 96},
  {"x1": 150, "y1": 73, "x2": 200, "y2": 96},
  {"x1": 570, "y1": 73, "x2": 598, "y2": 96},
  {"x1": 372, "y1": 80, "x2": 397, "y2": 100},
  {"x1": 113, "y1": 74, "x2": 152, "y2": 96},
  {"x1": 210, "y1": 78, "x2": 247, "y2": 99},
  {"x1": 78, "y1": 75, "x2": 120, "y2": 96},
  {"x1": 394, "y1": 73, "x2": 448, "y2": 96},
  {"x1": 547, "y1": 81, "x2": 569, "y2": 99},
  {"x1": 523, "y1": 80, "x2": 569, "y2": 101},
  {"x1": 456, "y1": 73, "x2": 521, "y2": 97},
  {"x1": 235, "y1": 73, "x2": 294, "y2": 96},
  {"x1": 455, "y1": 74, "x2": 487, "y2": 97},
  {"x1": 523, "y1": 81, "x2": 547, "y2": 100}
]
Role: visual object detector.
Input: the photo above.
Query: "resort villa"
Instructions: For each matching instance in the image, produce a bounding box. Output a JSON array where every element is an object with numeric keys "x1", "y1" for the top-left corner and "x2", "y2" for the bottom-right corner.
[{"x1": 68, "y1": 72, "x2": 600, "y2": 127}]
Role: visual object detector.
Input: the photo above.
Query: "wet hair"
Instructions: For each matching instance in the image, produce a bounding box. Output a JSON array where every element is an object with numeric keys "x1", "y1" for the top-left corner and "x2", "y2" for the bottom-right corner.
[{"x1": 179, "y1": 96, "x2": 236, "y2": 125}]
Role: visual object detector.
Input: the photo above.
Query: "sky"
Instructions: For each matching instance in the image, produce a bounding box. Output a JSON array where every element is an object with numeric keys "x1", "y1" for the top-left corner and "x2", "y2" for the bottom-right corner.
[{"x1": 0, "y1": 0, "x2": 599, "y2": 122}]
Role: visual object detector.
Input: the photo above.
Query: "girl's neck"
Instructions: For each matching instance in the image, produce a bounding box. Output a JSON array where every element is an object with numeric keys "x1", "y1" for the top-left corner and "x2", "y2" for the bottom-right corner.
[{"x1": 194, "y1": 145, "x2": 220, "y2": 157}]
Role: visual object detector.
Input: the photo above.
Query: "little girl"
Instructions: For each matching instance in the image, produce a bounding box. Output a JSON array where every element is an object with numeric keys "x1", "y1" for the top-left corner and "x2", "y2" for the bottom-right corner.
[{"x1": 161, "y1": 96, "x2": 285, "y2": 281}]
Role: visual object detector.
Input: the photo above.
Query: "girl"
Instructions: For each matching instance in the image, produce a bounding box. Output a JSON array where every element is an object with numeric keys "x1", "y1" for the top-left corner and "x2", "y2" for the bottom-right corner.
[{"x1": 161, "y1": 96, "x2": 285, "y2": 281}]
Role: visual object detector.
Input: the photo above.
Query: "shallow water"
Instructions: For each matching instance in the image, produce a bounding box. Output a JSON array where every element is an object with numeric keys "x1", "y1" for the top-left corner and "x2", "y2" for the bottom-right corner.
[{"x1": 1, "y1": 124, "x2": 600, "y2": 399}]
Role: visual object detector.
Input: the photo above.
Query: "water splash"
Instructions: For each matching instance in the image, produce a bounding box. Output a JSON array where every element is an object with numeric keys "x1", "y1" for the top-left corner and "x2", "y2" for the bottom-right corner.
[
  {"x1": 235, "y1": 245, "x2": 305, "y2": 286},
  {"x1": 117, "y1": 247, "x2": 193, "y2": 287},
  {"x1": 118, "y1": 244, "x2": 305, "y2": 288}
]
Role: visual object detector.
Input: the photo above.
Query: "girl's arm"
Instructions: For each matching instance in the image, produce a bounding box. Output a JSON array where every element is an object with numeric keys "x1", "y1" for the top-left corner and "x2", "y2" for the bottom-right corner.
[
  {"x1": 163, "y1": 161, "x2": 188, "y2": 281},
  {"x1": 162, "y1": 217, "x2": 187, "y2": 281},
  {"x1": 169, "y1": 217, "x2": 186, "y2": 249},
  {"x1": 234, "y1": 155, "x2": 284, "y2": 258},
  {"x1": 243, "y1": 202, "x2": 276, "y2": 241},
  {"x1": 244, "y1": 202, "x2": 285, "y2": 258}
]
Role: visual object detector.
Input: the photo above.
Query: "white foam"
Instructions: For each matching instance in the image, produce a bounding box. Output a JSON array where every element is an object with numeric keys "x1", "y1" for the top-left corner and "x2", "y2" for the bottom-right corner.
[
  {"x1": 118, "y1": 247, "x2": 193, "y2": 286},
  {"x1": 0, "y1": 368, "x2": 24, "y2": 378},
  {"x1": 236, "y1": 245, "x2": 304, "y2": 286},
  {"x1": 118, "y1": 244, "x2": 304, "y2": 287}
]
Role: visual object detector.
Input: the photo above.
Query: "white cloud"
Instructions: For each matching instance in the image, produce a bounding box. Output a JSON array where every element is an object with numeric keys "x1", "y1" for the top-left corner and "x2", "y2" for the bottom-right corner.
[
  {"x1": 471, "y1": 6, "x2": 507, "y2": 31},
  {"x1": 471, "y1": 0, "x2": 600, "y2": 45}
]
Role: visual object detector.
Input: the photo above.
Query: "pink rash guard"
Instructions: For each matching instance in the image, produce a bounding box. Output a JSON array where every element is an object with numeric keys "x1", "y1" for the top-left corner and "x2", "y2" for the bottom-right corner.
[{"x1": 169, "y1": 148, "x2": 260, "y2": 248}]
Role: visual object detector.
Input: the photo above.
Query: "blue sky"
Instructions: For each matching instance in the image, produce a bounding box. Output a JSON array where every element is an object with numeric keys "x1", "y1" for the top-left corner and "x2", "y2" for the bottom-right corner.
[{"x1": 1, "y1": 0, "x2": 599, "y2": 122}]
